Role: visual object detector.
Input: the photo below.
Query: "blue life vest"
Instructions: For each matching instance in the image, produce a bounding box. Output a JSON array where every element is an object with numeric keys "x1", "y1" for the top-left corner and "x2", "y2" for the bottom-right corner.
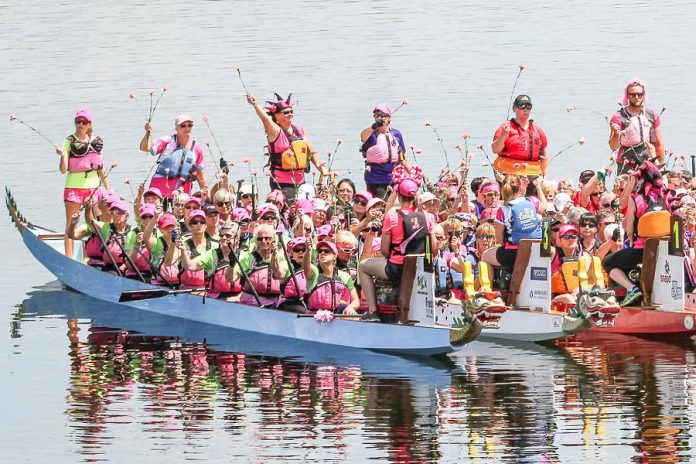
[
  {"x1": 434, "y1": 254, "x2": 463, "y2": 297},
  {"x1": 154, "y1": 135, "x2": 198, "y2": 182},
  {"x1": 507, "y1": 197, "x2": 542, "y2": 244}
]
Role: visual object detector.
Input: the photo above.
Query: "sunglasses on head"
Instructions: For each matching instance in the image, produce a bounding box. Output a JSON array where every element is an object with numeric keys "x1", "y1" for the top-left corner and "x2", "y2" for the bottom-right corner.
[
  {"x1": 339, "y1": 246, "x2": 356, "y2": 253},
  {"x1": 179, "y1": 123, "x2": 193, "y2": 128}
]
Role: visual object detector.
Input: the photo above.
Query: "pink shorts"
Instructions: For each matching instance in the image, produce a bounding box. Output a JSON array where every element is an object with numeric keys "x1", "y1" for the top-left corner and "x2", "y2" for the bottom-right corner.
[
  {"x1": 64, "y1": 188, "x2": 97, "y2": 204},
  {"x1": 149, "y1": 177, "x2": 192, "y2": 200}
]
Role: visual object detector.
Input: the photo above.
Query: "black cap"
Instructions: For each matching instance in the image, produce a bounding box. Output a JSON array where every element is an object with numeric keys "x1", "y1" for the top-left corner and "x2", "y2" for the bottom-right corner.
[
  {"x1": 513, "y1": 95, "x2": 532, "y2": 107},
  {"x1": 579, "y1": 169, "x2": 595, "y2": 184},
  {"x1": 204, "y1": 204, "x2": 217, "y2": 215}
]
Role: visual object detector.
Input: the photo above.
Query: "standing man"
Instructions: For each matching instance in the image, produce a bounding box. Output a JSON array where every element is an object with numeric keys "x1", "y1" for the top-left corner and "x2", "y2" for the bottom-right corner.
[
  {"x1": 360, "y1": 103, "x2": 406, "y2": 199},
  {"x1": 139, "y1": 115, "x2": 207, "y2": 201},
  {"x1": 609, "y1": 78, "x2": 664, "y2": 175},
  {"x1": 491, "y1": 95, "x2": 548, "y2": 178}
]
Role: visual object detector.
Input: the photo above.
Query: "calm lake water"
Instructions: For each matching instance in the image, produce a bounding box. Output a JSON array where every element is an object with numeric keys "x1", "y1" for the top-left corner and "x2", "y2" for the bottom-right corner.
[{"x1": 3, "y1": 0, "x2": 696, "y2": 462}]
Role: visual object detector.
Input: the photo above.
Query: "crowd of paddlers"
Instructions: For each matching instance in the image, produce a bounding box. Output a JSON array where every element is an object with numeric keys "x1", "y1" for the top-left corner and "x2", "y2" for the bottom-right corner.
[{"x1": 44, "y1": 77, "x2": 696, "y2": 318}]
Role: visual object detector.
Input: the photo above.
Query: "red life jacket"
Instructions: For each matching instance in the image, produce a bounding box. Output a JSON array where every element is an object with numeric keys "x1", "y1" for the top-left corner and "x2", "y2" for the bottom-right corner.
[
  {"x1": 179, "y1": 237, "x2": 214, "y2": 287},
  {"x1": 499, "y1": 119, "x2": 543, "y2": 161},
  {"x1": 85, "y1": 231, "x2": 103, "y2": 260},
  {"x1": 307, "y1": 273, "x2": 351, "y2": 312},
  {"x1": 242, "y1": 251, "x2": 282, "y2": 297}
]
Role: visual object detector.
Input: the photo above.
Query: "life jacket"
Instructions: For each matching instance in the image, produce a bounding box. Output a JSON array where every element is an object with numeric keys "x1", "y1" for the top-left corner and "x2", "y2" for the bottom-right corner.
[
  {"x1": 102, "y1": 224, "x2": 131, "y2": 267},
  {"x1": 208, "y1": 251, "x2": 239, "y2": 295},
  {"x1": 85, "y1": 231, "x2": 103, "y2": 260},
  {"x1": 616, "y1": 107, "x2": 657, "y2": 169},
  {"x1": 498, "y1": 119, "x2": 544, "y2": 162},
  {"x1": 154, "y1": 135, "x2": 198, "y2": 182},
  {"x1": 363, "y1": 130, "x2": 401, "y2": 165},
  {"x1": 282, "y1": 262, "x2": 307, "y2": 299},
  {"x1": 129, "y1": 227, "x2": 152, "y2": 273},
  {"x1": 268, "y1": 125, "x2": 309, "y2": 172},
  {"x1": 242, "y1": 251, "x2": 282, "y2": 297},
  {"x1": 337, "y1": 257, "x2": 358, "y2": 283},
  {"x1": 505, "y1": 197, "x2": 542, "y2": 245},
  {"x1": 389, "y1": 209, "x2": 428, "y2": 263},
  {"x1": 152, "y1": 238, "x2": 180, "y2": 286},
  {"x1": 307, "y1": 272, "x2": 351, "y2": 312},
  {"x1": 179, "y1": 236, "x2": 214, "y2": 287},
  {"x1": 67, "y1": 135, "x2": 104, "y2": 173},
  {"x1": 551, "y1": 249, "x2": 579, "y2": 294},
  {"x1": 434, "y1": 254, "x2": 463, "y2": 298},
  {"x1": 633, "y1": 192, "x2": 670, "y2": 242}
]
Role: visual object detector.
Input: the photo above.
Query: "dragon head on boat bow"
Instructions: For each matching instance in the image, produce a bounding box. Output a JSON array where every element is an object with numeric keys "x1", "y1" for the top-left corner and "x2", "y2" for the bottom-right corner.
[{"x1": 463, "y1": 290, "x2": 508, "y2": 329}]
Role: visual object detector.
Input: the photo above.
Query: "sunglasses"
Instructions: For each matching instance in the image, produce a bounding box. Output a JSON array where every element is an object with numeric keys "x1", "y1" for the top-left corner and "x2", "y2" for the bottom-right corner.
[
  {"x1": 110, "y1": 209, "x2": 126, "y2": 215},
  {"x1": 628, "y1": 92, "x2": 644, "y2": 97},
  {"x1": 304, "y1": 227, "x2": 313, "y2": 232},
  {"x1": 449, "y1": 231, "x2": 462, "y2": 238},
  {"x1": 184, "y1": 205, "x2": 197, "y2": 210},
  {"x1": 339, "y1": 246, "x2": 356, "y2": 253},
  {"x1": 516, "y1": 104, "x2": 532, "y2": 110},
  {"x1": 190, "y1": 219, "x2": 206, "y2": 225},
  {"x1": 484, "y1": 192, "x2": 499, "y2": 197},
  {"x1": 317, "y1": 248, "x2": 334, "y2": 254},
  {"x1": 434, "y1": 235, "x2": 446, "y2": 240},
  {"x1": 261, "y1": 215, "x2": 277, "y2": 221},
  {"x1": 75, "y1": 119, "x2": 90, "y2": 125},
  {"x1": 561, "y1": 234, "x2": 578, "y2": 240},
  {"x1": 374, "y1": 113, "x2": 389, "y2": 119},
  {"x1": 363, "y1": 226, "x2": 380, "y2": 233},
  {"x1": 241, "y1": 194, "x2": 253, "y2": 199},
  {"x1": 140, "y1": 214, "x2": 154, "y2": 219},
  {"x1": 257, "y1": 236, "x2": 274, "y2": 242},
  {"x1": 216, "y1": 201, "x2": 232, "y2": 207},
  {"x1": 580, "y1": 222, "x2": 597, "y2": 228},
  {"x1": 591, "y1": 192, "x2": 602, "y2": 197},
  {"x1": 478, "y1": 234, "x2": 495, "y2": 240},
  {"x1": 280, "y1": 110, "x2": 294, "y2": 115},
  {"x1": 179, "y1": 123, "x2": 193, "y2": 128},
  {"x1": 292, "y1": 247, "x2": 307, "y2": 253},
  {"x1": 354, "y1": 199, "x2": 367, "y2": 206},
  {"x1": 221, "y1": 233, "x2": 235, "y2": 238},
  {"x1": 601, "y1": 203, "x2": 612, "y2": 208}
]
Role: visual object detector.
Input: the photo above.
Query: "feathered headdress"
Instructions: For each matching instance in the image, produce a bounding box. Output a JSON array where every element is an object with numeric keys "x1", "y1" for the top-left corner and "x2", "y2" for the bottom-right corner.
[{"x1": 264, "y1": 93, "x2": 296, "y2": 114}]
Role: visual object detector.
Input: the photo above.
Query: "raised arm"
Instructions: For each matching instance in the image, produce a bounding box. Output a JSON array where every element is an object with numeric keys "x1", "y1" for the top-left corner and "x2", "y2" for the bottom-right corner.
[{"x1": 246, "y1": 94, "x2": 280, "y2": 142}]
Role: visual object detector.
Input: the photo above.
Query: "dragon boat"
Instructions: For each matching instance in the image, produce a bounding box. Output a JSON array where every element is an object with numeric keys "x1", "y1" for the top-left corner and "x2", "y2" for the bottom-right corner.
[{"x1": 6, "y1": 188, "x2": 483, "y2": 357}]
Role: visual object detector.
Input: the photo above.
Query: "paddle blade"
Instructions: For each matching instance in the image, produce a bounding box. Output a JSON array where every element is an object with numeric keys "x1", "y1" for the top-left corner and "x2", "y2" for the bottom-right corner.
[{"x1": 119, "y1": 289, "x2": 171, "y2": 302}]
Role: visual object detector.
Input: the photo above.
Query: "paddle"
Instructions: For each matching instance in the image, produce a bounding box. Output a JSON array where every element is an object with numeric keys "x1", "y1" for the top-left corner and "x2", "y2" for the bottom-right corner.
[{"x1": 119, "y1": 287, "x2": 206, "y2": 302}]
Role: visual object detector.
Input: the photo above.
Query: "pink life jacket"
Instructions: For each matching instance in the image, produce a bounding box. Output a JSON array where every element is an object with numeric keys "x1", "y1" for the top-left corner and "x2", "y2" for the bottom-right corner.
[
  {"x1": 179, "y1": 237, "x2": 214, "y2": 288},
  {"x1": 242, "y1": 252, "x2": 282, "y2": 297},
  {"x1": 127, "y1": 227, "x2": 152, "y2": 273},
  {"x1": 207, "y1": 251, "x2": 240, "y2": 295},
  {"x1": 67, "y1": 135, "x2": 104, "y2": 173},
  {"x1": 85, "y1": 231, "x2": 103, "y2": 259},
  {"x1": 101, "y1": 224, "x2": 130, "y2": 266},
  {"x1": 282, "y1": 262, "x2": 307, "y2": 299},
  {"x1": 365, "y1": 131, "x2": 400, "y2": 164},
  {"x1": 307, "y1": 273, "x2": 351, "y2": 312},
  {"x1": 618, "y1": 107, "x2": 656, "y2": 147}
]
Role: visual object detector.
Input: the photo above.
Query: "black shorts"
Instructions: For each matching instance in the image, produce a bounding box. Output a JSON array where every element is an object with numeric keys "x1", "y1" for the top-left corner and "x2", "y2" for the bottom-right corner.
[
  {"x1": 385, "y1": 261, "x2": 404, "y2": 281},
  {"x1": 269, "y1": 180, "x2": 301, "y2": 205},
  {"x1": 495, "y1": 247, "x2": 518, "y2": 268},
  {"x1": 602, "y1": 248, "x2": 644, "y2": 274},
  {"x1": 367, "y1": 183, "x2": 389, "y2": 200}
]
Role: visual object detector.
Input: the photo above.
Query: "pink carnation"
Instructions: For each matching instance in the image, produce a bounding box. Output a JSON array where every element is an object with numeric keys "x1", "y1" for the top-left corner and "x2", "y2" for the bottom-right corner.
[
  {"x1": 9, "y1": 114, "x2": 16, "y2": 121},
  {"x1": 607, "y1": 166, "x2": 614, "y2": 175},
  {"x1": 454, "y1": 144, "x2": 461, "y2": 149},
  {"x1": 578, "y1": 137, "x2": 586, "y2": 145},
  {"x1": 416, "y1": 149, "x2": 423, "y2": 154},
  {"x1": 313, "y1": 310, "x2": 334, "y2": 323},
  {"x1": 461, "y1": 132, "x2": 471, "y2": 140},
  {"x1": 519, "y1": 64, "x2": 526, "y2": 70},
  {"x1": 410, "y1": 144, "x2": 415, "y2": 150},
  {"x1": 326, "y1": 150, "x2": 332, "y2": 156},
  {"x1": 336, "y1": 139, "x2": 342, "y2": 145},
  {"x1": 476, "y1": 144, "x2": 484, "y2": 150},
  {"x1": 110, "y1": 162, "x2": 118, "y2": 169},
  {"x1": 566, "y1": 105, "x2": 574, "y2": 113},
  {"x1": 123, "y1": 179, "x2": 130, "y2": 184},
  {"x1": 234, "y1": 64, "x2": 240, "y2": 71},
  {"x1": 128, "y1": 93, "x2": 135, "y2": 100},
  {"x1": 424, "y1": 121, "x2": 431, "y2": 127},
  {"x1": 242, "y1": 156, "x2": 252, "y2": 164},
  {"x1": 402, "y1": 99, "x2": 409, "y2": 105},
  {"x1": 250, "y1": 169, "x2": 258, "y2": 176},
  {"x1": 202, "y1": 115, "x2": 209, "y2": 123},
  {"x1": 163, "y1": 84, "x2": 170, "y2": 91},
  {"x1": 467, "y1": 153, "x2": 474, "y2": 161},
  {"x1": 149, "y1": 89, "x2": 154, "y2": 96}
]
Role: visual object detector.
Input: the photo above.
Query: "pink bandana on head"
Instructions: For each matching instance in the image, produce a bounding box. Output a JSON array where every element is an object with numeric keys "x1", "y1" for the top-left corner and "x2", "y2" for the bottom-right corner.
[{"x1": 622, "y1": 78, "x2": 648, "y2": 106}]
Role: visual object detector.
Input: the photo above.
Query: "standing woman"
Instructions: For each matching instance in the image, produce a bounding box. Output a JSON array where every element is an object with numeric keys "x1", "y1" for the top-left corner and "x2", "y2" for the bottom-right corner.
[
  {"x1": 139, "y1": 115, "x2": 207, "y2": 201},
  {"x1": 56, "y1": 108, "x2": 110, "y2": 257},
  {"x1": 246, "y1": 93, "x2": 328, "y2": 203}
]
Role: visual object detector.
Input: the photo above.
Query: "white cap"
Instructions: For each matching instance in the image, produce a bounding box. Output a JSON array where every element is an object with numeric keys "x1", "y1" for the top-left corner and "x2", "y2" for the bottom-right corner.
[
  {"x1": 239, "y1": 183, "x2": 253, "y2": 196},
  {"x1": 297, "y1": 184, "x2": 316, "y2": 200},
  {"x1": 603, "y1": 223, "x2": 622, "y2": 242},
  {"x1": 553, "y1": 192, "x2": 572, "y2": 212},
  {"x1": 312, "y1": 198, "x2": 328, "y2": 211},
  {"x1": 419, "y1": 192, "x2": 438, "y2": 204}
]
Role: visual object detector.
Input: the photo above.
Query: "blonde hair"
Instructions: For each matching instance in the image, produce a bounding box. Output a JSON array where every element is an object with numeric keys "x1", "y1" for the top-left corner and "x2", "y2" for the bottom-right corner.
[
  {"x1": 501, "y1": 174, "x2": 523, "y2": 204},
  {"x1": 442, "y1": 217, "x2": 462, "y2": 235}
]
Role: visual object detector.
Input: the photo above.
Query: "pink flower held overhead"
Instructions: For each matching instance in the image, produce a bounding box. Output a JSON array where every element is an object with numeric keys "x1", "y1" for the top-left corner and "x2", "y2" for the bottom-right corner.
[
  {"x1": 204, "y1": 140, "x2": 210, "y2": 146},
  {"x1": 234, "y1": 64, "x2": 241, "y2": 71},
  {"x1": 476, "y1": 144, "x2": 484, "y2": 150},
  {"x1": 461, "y1": 132, "x2": 471, "y2": 140},
  {"x1": 9, "y1": 114, "x2": 16, "y2": 121},
  {"x1": 250, "y1": 169, "x2": 258, "y2": 176},
  {"x1": 519, "y1": 64, "x2": 526, "y2": 70},
  {"x1": 242, "y1": 156, "x2": 252, "y2": 164},
  {"x1": 578, "y1": 137, "x2": 586, "y2": 145},
  {"x1": 325, "y1": 150, "x2": 332, "y2": 156},
  {"x1": 409, "y1": 144, "x2": 415, "y2": 150},
  {"x1": 163, "y1": 84, "x2": 170, "y2": 91},
  {"x1": 110, "y1": 162, "x2": 118, "y2": 168},
  {"x1": 123, "y1": 179, "x2": 130, "y2": 184},
  {"x1": 202, "y1": 115, "x2": 209, "y2": 123},
  {"x1": 330, "y1": 171, "x2": 339, "y2": 177},
  {"x1": 129, "y1": 93, "x2": 135, "y2": 100},
  {"x1": 336, "y1": 139, "x2": 342, "y2": 145},
  {"x1": 566, "y1": 105, "x2": 574, "y2": 113},
  {"x1": 677, "y1": 160, "x2": 685, "y2": 167},
  {"x1": 454, "y1": 144, "x2": 461, "y2": 149},
  {"x1": 416, "y1": 149, "x2": 423, "y2": 154},
  {"x1": 402, "y1": 99, "x2": 409, "y2": 105},
  {"x1": 467, "y1": 153, "x2": 474, "y2": 160},
  {"x1": 424, "y1": 121, "x2": 431, "y2": 127},
  {"x1": 607, "y1": 166, "x2": 614, "y2": 175},
  {"x1": 149, "y1": 89, "x2": 154, "y2": 96},
  {"x1": 661, "y1": 106, "x2": 668, "y2": 113}
]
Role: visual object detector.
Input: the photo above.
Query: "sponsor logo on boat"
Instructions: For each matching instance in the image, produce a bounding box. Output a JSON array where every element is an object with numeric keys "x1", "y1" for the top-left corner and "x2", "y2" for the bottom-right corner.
[
  {"x1": 417, "y1": 275, "x2": 427, "y2": 291},
  {"x1": 530, "y1": 267, "x2": 548, "y2": 281},
  {"x1": 671, "y1": 281, "x2": 683, "y2": 300},
  {"x1": 660, "y1": 274, "x2": 672, "y2": 283},
  {"x1": 529, "y1": 289, "x2": 549, "y2": 299}
]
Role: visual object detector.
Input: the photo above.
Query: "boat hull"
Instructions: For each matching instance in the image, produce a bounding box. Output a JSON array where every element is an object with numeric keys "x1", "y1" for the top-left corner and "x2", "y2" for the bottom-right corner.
[
  {"x1": 18, "y1": 226, "x2": 463, "y2": 356},
  {"x1": 588, "y1": 306, "x2": 696, "y2": 336}
]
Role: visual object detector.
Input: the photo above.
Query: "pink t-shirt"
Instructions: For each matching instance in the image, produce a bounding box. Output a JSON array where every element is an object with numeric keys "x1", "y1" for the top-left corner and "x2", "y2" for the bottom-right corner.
[{"x1": 383, "y1": 206, "x2": 434, "y2": 265}]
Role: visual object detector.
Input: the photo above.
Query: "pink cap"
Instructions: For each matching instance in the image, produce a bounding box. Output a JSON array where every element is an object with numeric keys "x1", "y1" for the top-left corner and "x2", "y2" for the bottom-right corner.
[
  {"x1": 480, "y1": 182, "x2": 500, "y2": 193},
  {"x1": 144, "y1": 187, "x2": 163, "y2": 199},
  {"x1": 74, "y1": 108, "x2": 93, "y2": 122},
  {"x1": 157, "y1": 213, "x2": 177, "y2": 230},
  {"x1": 398, "y1": 179, "x2": 418, "y2": 198},
  {"x1": 185, "y1": 196, "x2": 201, "y2": 207},
  {"x1": 175, "y1": 114, "x2": 194, "y2": 126},
  {"x1": 316, "y1": 224, "x2": 334, "y2": 238},
  {"x1": 295, "y1": 198, "x2": 315, "y2": 214},
  {"x1": 366, "y1": 198, "x2": 385, "y2": 211},
  {"x1": 266, "y1": 189, "x2": 286, "y2": 207},
  {"x1": 558, "y1": 224, "x2": 579, "y2": 237},
  {"x1": 354, "y1": 190, "x2": 373, "y2": 202},
  {"x1": 232, "y1": 207, "x2": 251, "y2": 222},
  {"x1": 447, "y1": 186, "x2": 459, "y2": 199},
  {"x1": 139, "y1": 203, "x2": 156, "y2": 217},
  {"x1": 109, "y1": 200, "x2": 129, "y2": 212},
  {"x1": 257, "y1": 203, "x2": 279, "y2": 217},
  {"x1": 287, "y1": 237, "x2": 307, "y2": 251},
  {"x1": 102, "y1": 191, "x2": 120, "y2": 205},
  {"x1": 316, "y1": 240, "x2": 338, "y2": 254},
  {"x1": 189, "y1": 209, "x2": 206, "y2": 222},
  {"x1": 373, "y1": 103, "x2": 392, "y2": 115}
]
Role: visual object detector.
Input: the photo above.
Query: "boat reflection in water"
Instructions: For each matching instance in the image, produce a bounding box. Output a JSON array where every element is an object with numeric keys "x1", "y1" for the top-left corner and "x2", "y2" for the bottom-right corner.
[{"x1": 16, "y1": 285, "x2": 696, "y2": 463}]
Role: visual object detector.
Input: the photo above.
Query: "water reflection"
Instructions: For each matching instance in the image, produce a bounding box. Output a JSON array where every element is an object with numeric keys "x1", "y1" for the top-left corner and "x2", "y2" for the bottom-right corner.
[{"x1": 12, "y1": 287, "x2": 696, "y2": 462}]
